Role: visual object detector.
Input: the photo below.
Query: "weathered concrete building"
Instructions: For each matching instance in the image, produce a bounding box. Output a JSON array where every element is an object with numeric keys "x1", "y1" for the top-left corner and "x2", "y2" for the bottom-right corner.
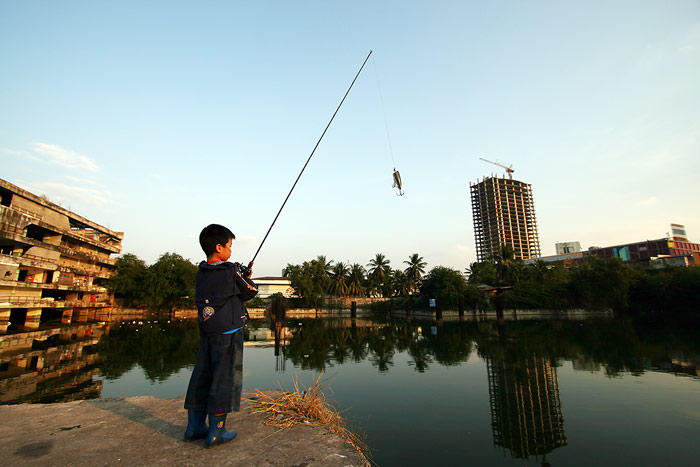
[
  {"x1": 470, "y1": 176, "x2": 541, "y2": 261},
  {"x1": 0, "y1": 178, "x2": 123, "y2": 332}
]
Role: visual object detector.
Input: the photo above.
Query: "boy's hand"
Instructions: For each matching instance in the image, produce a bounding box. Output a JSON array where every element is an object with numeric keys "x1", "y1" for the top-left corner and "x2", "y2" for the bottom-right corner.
[{"x1": 245, "y1": 261, "x2": 254, "y2": 278}]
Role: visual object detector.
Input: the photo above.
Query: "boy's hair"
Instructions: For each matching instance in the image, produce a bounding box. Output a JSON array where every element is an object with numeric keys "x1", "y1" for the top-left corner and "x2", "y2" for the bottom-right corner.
[{"x1": 199, "y1": 224, "x2": 235, "y2": 256}]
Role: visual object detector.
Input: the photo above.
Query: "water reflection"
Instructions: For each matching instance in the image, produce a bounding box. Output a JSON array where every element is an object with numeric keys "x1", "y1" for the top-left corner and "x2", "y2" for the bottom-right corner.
[
  {"x1": 0, "y1": 323, "x2": 107, "y2": 404},
  {"x1": 1, "y1": 314, "x2": 699, "y2": 463},
  {"x1": 486, "y1": 354, "x2": 566, "y2": 464},
  {"x1": 97, "y1": 319, "x2": 199, "y2": 382}
]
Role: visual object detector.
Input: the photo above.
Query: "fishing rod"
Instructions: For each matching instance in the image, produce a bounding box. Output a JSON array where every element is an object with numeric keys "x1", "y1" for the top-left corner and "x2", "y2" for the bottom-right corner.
[{"x1": 248, "y1": 50, "x2": 373, "y2": 265}]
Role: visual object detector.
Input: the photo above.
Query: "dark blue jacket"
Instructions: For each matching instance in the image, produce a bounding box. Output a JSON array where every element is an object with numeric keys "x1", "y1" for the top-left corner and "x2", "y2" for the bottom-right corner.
[{"x1": 195, "y1": 261, "x2": 258, "y2": 336}]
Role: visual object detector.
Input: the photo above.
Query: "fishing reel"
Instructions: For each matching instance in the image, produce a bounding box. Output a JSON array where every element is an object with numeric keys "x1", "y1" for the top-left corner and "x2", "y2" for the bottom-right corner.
[{"x1": 236, "y1": 262, "x2": 253, "y2": 278}]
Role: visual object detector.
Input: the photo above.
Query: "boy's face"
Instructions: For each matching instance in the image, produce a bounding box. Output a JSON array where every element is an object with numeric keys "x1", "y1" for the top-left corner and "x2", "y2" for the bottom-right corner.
[{"x1": 212, "y1": 238, "x2": 233, "y2": 262}]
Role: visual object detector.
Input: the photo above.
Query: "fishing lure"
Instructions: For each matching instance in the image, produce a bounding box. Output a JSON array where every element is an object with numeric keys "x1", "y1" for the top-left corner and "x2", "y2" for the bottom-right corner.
[{"x1": 392, "y1": 168, "x2": 404, "y2": 196}]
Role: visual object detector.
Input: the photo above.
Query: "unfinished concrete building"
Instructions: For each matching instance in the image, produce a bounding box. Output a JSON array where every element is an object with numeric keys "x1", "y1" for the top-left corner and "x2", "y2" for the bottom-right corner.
[
  {"x1": 0, "y1": 178, "x2": 123, "y2": 332},
  {"x1": 470, "y1": 176, "x2": 541, "y2": 261}
]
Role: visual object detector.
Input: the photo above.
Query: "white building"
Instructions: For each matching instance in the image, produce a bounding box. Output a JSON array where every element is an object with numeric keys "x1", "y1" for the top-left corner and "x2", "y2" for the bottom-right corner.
[
  {"x1": 251, "y1": 276, "x2": 294, "y2": 298},
  {"x1": 555, "y1": 241, "x2": 581, "y2": 255}
]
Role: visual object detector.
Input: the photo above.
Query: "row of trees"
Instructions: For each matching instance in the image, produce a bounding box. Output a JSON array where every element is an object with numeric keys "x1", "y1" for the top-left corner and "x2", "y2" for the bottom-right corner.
[
  {"x1": 284, "y1": 246, "x2": 700, "y2": 312},
  {"x1": 107, "y1": 253, "x2": 197, "y2": 309},
  {"x1": 282, "y1": 253, "x2": 428, "y2": 307},
  {"x1": 108, "y1": 246, "x2": 700, "y2": 312},
  {"x1": 466, "y1": 245, "x2": 700, "y2": 312}
]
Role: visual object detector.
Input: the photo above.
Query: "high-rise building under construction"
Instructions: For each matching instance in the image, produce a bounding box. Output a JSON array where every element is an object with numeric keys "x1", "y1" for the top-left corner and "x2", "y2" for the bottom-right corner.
[{"x1": 470, "y1": 176, "x2": 541, "y2": 261}]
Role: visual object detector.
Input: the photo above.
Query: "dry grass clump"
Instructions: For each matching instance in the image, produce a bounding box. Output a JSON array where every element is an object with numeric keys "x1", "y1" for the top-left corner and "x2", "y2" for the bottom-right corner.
[{"x1": 248, "y1": 371, "x2": 367, "y2": 454}]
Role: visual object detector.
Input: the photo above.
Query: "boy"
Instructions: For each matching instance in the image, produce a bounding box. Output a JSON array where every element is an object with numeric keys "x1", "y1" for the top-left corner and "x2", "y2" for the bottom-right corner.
[{"x1": 184, "y1": 224, "x2": 258, "y2": 447}]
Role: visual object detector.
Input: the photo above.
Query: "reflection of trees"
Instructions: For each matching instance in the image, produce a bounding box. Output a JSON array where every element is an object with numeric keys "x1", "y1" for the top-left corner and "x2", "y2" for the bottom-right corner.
[
  {"x1": 367, "y1": 326, "x2": 395, "y2": 373},
  {"x1": 406, "y1": 337, "x2": 432, "y2": 372},
  {"x1": 331, "y1": 328, "x2": 351, "y2": 364},
  {"x1": 282, "y1": 320, "x2": 335, "y2": 370},
  {"x1": 424, "y1": 324, "x2": 474, "y2": 366},
  {"x1": 281, "y1": 319, "x2": 478, "y2": 373},
  {"x1": 98, "y1": 315, "x2": 700, "y2": 382},
  {"x1": 97, "y1": 320, "x2": 200, "y2": 381}
]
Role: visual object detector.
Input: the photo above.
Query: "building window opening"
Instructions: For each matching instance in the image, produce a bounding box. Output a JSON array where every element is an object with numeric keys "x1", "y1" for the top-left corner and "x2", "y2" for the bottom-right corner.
[
  {"x1": 9, "y1": 308, "x2": 27, "y2": 325},
  {"x1": 40, "y1": 308, "x2": 63, "y2": 323},
  {"x1": 29, "y1": 356, "x2": 39, "y2": 370},
  {"x1": 0, "y1": 187, "x2": 11, "y2": 207},
  {"x1": 41, "y1": 289, "x2": 66, "y2": 301},
  {"x1": 25, "y1": 225, "x2": 47, "y2": 242}
]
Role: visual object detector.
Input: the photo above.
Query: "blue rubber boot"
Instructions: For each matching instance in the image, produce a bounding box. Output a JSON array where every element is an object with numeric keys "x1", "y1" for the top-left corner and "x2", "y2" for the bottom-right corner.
[
  {"x1": 183, "y1": 410, "x2": 208, "y2": 442},
  {"x1": 206, "y1": 413, "x2": 237, "y2": 447}
]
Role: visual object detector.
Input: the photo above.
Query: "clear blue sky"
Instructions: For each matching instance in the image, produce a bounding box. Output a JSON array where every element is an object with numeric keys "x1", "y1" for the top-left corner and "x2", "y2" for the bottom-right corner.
[{"x1": 2, "y1": 1, "x2": 699, "y2": 275}]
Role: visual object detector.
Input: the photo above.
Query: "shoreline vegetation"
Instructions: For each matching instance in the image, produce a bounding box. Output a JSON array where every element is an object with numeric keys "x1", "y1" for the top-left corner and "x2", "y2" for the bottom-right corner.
[
  {"x1": 249, "y1": 371, "x2": 368, "y2": 455},
  {"x1": 108, "y1": 249, "x2": 700, "y2": 314}
]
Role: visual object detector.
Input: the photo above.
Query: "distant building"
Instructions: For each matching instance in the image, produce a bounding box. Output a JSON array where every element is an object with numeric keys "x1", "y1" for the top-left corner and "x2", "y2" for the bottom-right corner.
[
  {"x1": 522, "y1": 251, "x2": 586, "y2": 266},
  {"x1": 555, "y1": 241, "x2": 581, "y2": 255},
  {"x1": 670, "y1": 223, "x2": 688, "y2": 241},
  {"x1": 470, "y1": 176, "x2": 541, "y2": 261},
  {"x1": 0, "y1": 178, "x2": 123, "y2": 332},
  {"x1": 590, "y1": 237, "x2": 700, "y2": 265},
  {"x1": 252, "y1": 276, "x2": 294, "y2": 298},
  {"x1": 524, "y1": 226, "x2": 700, "y2": 268}
]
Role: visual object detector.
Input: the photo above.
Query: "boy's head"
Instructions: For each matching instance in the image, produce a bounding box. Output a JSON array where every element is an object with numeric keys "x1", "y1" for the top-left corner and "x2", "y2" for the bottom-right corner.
[{"x1": 199, "y1": 224, "x2": 235, "y2": 259}]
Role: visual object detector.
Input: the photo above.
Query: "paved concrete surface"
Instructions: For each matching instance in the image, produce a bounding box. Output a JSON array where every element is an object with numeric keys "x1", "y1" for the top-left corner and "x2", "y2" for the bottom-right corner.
[{"x1": 0, "y1": 391, "x2": 370, "y2": 466}]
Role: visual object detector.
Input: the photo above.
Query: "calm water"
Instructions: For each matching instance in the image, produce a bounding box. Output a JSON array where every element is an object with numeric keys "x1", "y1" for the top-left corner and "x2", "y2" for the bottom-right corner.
[{"x1": 3, "y1": 313, "x2": 699, "y2": 466}]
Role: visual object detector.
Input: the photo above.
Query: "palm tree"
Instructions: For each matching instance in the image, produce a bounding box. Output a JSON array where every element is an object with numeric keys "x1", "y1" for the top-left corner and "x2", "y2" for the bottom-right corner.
[
  {"x1": 403, "y1": 253, "x2": 427, "y2": 294},
  {"x1": 315, "y1": 255, "x2": 333, "y2": 276},
  {"x1": 492, "y1": 244, "x2": 521, "y2": 285},
  {"x1": 282, "y1": 263, "x2": 299, "y2": 278},
  {"x1": 367, "y1": 253, "x2": 391, "y2": 297},
  {"x1": 347, "y1": 263, "x2": 367, "y2": 297},
  {"x1": 329, "y1": 262, "x2": 349, "y2": 297},
  {"x1": 392, "y1": 269, "x2": 411, "y2": 297},
  {"x1": 466, "y1": 261, "x2": 497, "y2": 285}
]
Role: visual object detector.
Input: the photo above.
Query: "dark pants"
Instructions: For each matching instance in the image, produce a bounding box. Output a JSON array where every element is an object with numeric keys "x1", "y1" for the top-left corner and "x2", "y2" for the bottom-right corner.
[{"x1": 184, "y1": 330, "x2": 244, "y2": 414}]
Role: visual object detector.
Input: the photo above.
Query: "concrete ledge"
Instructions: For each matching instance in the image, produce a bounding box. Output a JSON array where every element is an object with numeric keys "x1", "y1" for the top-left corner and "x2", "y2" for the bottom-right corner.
[{"x1": 0, "y1": 391, "x2": 369, "y2": 466}]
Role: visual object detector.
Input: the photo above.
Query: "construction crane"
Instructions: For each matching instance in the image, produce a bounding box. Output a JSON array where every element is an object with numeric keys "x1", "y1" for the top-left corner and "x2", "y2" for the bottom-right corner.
[{"x1": 479, "y1": 157, "x2": 514, "y2": 180}]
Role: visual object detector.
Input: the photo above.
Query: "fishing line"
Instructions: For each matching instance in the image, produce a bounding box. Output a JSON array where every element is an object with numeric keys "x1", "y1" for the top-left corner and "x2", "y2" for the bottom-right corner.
[
  {"x1": 371, "y1": 55, "x2": 397, "y2": 170},
  {"x1": 371, "y1": 55, "x2": 404, "y2": 196},
  {"x1": 250, "y1": 50, "x2": 373, "y2": 263}
]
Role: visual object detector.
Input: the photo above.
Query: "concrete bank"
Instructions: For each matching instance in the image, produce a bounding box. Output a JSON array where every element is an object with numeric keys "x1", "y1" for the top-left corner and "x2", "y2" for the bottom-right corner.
[{"x1": 0, "y1": 391, "x2": 370, "y2": 467}]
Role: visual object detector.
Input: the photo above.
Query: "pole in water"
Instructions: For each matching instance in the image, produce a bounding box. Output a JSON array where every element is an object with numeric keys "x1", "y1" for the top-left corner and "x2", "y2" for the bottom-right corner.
[{"x1": 250, "y1": 50, "x2": 373, "y2": 263}]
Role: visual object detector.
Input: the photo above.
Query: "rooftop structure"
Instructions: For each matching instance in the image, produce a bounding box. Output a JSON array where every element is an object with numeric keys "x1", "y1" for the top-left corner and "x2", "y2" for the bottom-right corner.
[
  {"x1": 251, "y1": 276, "x2": 294, "y2": 298},
  {"x1": 555, "y1": 241, "x2": 581, "y2": 255},
  {"x1": 470, "y1": 176, "x2": 541, "y2": 261},
  {"x1": 0, "y1": 178, "x2": 123, "y2": 333}
]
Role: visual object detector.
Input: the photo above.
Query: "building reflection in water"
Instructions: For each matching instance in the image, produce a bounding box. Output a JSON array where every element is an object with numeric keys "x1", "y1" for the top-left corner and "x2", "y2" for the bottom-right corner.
[
  {"x1": 486, "y1": 353, "x2": 567, "y2": 464},
  {"x1": 0, "y1": 322, "x2": 107, "y2": 404}
]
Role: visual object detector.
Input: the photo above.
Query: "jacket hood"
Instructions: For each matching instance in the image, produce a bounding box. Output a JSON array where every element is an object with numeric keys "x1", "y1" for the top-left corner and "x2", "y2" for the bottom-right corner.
[{"x1": 198, "y1": 260, "x2": 234, "y2": 270}]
